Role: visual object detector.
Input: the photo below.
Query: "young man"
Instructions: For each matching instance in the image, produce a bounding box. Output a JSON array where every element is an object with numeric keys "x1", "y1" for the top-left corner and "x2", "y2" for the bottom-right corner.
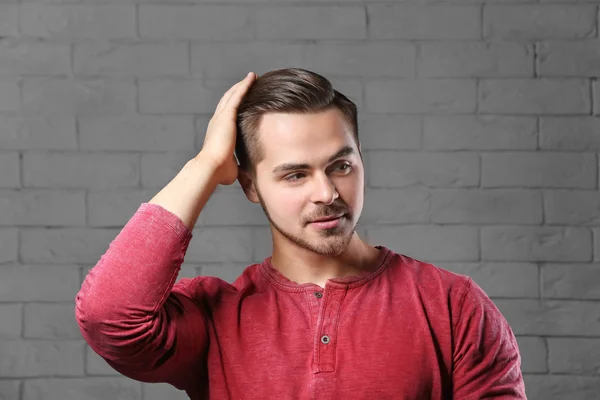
[{"x1": 75, "y1": 68, "x2": 526, "y2": 399}]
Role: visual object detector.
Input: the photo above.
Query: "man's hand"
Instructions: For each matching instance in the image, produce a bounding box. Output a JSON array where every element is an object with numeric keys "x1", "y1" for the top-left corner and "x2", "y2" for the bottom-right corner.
[{"x1": 198, "y1": 72, "x2": 257, "y2": 186}]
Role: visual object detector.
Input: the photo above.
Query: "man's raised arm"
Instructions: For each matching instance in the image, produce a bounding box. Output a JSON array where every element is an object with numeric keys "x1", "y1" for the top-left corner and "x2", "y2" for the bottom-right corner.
[{"x1": 74, "y1": 72, "x2": 258, "y2": 390}]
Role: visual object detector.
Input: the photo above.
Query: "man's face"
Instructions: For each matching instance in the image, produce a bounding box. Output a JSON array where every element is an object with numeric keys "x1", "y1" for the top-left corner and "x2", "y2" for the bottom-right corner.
[{"x1": 244, "y1": 107, "x2": 364, "y2": 257}]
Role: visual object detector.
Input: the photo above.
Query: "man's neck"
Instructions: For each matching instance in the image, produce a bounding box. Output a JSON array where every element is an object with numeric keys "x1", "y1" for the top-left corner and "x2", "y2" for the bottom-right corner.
[{"x1": 270, "y1": 234, "x2": 380, "y2": 288}]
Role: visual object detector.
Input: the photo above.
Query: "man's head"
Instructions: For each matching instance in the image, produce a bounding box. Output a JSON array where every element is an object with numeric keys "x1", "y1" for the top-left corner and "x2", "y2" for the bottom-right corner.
[{"x1": 235, "y1": 68, "x2": 364, "y2": 257}]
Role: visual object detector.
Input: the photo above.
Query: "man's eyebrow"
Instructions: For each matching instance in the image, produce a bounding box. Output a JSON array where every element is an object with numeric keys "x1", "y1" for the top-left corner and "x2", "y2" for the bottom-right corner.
[{"x1": 271, "y1": 146, "x2": 355, "y2": 174}]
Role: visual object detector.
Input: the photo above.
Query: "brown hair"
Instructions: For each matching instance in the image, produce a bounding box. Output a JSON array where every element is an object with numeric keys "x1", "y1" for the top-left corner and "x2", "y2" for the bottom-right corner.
[{"x1": 235, "y1": 68, "x2": 360, "y2": 175}]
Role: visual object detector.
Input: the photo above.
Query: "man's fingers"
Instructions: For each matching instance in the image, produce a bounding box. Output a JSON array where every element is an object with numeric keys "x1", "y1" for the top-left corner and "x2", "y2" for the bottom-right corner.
[
  {"x1": 215, "y1": 72, "x2": 256, "y2": 115},
  {"x1": 221, "y1": 72, "x2": 256, "y2": 115}
]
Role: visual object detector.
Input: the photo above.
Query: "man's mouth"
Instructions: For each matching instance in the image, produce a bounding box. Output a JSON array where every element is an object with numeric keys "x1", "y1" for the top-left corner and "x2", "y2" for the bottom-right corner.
[{"x1": 310, "y1": 214, "x2": 345, "y2": 223}]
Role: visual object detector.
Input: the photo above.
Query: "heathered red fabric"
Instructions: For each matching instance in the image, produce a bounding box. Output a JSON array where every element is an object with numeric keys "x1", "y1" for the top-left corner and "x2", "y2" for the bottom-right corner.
[{"x1": 75, "y1": 202, "x2": 526, "y2": 399}]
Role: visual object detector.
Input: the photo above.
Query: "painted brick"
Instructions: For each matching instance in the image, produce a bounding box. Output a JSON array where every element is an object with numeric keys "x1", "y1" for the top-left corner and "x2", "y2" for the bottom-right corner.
[
  {"x1": 20, "y1": 5, "x2": 136, "y2": 39},
  {"x1": 515, "y1": 336, "x2": 547, "y2": 373},
  {"x1": 524, "y1": 375, "x2": 600, "y2": 400},
  {"x1": 196, "y1": 187, "x2": 269, "y2": 226},
  {"x1": 74, "y1": 43, "x2": 188, "y2": 77},
  {"x1": 23, "y1": 378, "x2": 141, "y2": 400},
  {"x1": 0, "y1": 304, "x2": 22, "y2": 338},
  {"x1": 0, "y1": 264, "x2": 81, "y2": 301},
  {"x1": 0, "y1": 39, "x2": 71, "y2": 75},
  {"x1": 592, "y1": 80, "x2": 600, "y2": 114},
  {"x1": 138, "y1": 79, "x2": 217, "y2": 114},
  {"x1": 0, "y1": 152, "x2": 20, "y2": 188},
  {"x1": 22, "y1": 152, "x2": 139, "y2": 189},
  {"x1": 86, "y1": 345, "x2": 120, "y2": 376},
  {"x1": 482, "y1": 226, "x2": 592, "y2": 262},
  {"x1": 361, "y1": 188, "x2": 431, "y2": 225},
  {"x1": 79, "y1": 116, "x2": 196, "y2": 151},
  {"x1": 540, "y1": 117, "x2": 600, "y2": 150},
  {"x1": 24, "y1": 303, "x2": 82, "y2": 339},
  {"x1": 548, "y1": 338, "x2": 600, "y2": 375},
  {"x1": 192, "y1": 41, "x2": 415, "y2": 79},
  {"x1": 545, "y1": 190, "x2": 600, "y2": 225},
  {"x1": 419, "y1": 42, "x2": 533, "y2": 78},
  {"x1": 186, "y1": 227, "x2": 254, "y2": 263},
  {"x1": 365, "y1": 79, "x2": 477, "y2": 114},
  {"x1": 368, "y1": 151, "x2": 480, "y2": 188},
  {"x1": 423, "y1": 116, "x2": 537, "y2": 150},
  {"x1": 368, "y1": 5, "x2": 480, "y2": 39},
  {"x1": 22, "y1": 78, "x2": 136, "y2": 116},
  {"x1": 141, "y1": 5, "x2": 364, "y2": 40},
  {"x1": 140, "y1": 152, "x2": 197, "y2": 189},
  {"x1": 358, "y1": 115, "x2": 421, "y2": 150},
  {"x1": 87, "y1": 189, "x2": 157, "y2": 227},
  {"x1": 538, "y1": 41, "x2": 600, "y2": 77},
  {"x1": 484, "y1": 6, "x2": 596, "y2": 40},
  {"x1": 0, "y1": 228, "x2": 18, "y2": 264},
  {"x1": 482, "y1": 152, "x2": 596, "y2": 189},
  {"x1": 20, "y1": 228, "x2": 119, "y2": 264},
  {"x1": 0, "y1": 189, "x2": 86, "y2": 226},
  {"x1": 254, "y1": 6, "x2": 366, "y2": 39},
  {"x1": 139, "y1": 5, "x2": 256, "y2": 40},
  {"x1": 253, "y1": 226, "x2": 273, "y2": 262},
  {"x1": 0, "y1": 381, "x2": 19, "y2": 400},
  {"x1": 479, "y1": 79, "x2": 590, "y2": 114},
  {"x1": 0, "y1": 116, "x2": 77, "y2": 150},
  {"x1": 0, "y1": 5, "x2": 18, "y2": 36},
  {"x1": 542, "y1": 264, "x2": 600, "y2": 300},
  {"x1": 0, "y1": 79, "x2": 20, "y2": 112},
  {"x1": 432, "y1": 189, "x2": 542, "y2": 224},
  {"x1": 0, "y1": 340, "x2": 84, "y2": 377}
]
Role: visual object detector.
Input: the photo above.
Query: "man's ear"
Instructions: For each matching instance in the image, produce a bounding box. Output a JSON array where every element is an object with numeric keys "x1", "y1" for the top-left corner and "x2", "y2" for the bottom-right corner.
[{"x1": 238, "y1": 168, "x2": 260, "y2": 203}]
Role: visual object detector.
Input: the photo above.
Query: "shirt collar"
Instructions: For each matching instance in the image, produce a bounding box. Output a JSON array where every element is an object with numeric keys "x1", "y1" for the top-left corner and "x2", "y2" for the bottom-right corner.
[{"x1": 259, "y1": 245, "x2": 393, "y2": 292}]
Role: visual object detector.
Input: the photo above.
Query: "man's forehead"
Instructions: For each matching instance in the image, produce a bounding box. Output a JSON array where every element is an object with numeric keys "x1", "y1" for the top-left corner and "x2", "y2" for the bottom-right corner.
[
  {"x1": 258, "y1": 109, "x2": 351, "y2": 141},
  {"x1": 253, "y1": 109, "x2": 356, "y2": 170}
]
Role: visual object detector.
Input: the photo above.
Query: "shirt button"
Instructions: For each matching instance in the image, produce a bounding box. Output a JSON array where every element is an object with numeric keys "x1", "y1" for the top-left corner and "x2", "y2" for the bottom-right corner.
[
  {"x1": 314, "y1": 291, "x2": 323, "y2": 298},
  {"x1": 321, "y1": 335, "x2": 330, "y2": 344}
]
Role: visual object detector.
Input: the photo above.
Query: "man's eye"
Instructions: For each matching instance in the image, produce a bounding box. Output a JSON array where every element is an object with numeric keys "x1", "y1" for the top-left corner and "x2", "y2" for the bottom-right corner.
[
  {"x1": 338, "y1": 163, "x2": 351, "y2": 172},
  {"x1": 284, "y1": 164, "x2": 351, "y2": 181},
  {"x1": 284, "y1": 173, "x2": 305, "y2": 182}
]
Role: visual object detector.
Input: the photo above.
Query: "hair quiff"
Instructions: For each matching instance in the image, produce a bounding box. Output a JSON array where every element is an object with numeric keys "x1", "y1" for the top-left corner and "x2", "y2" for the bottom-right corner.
[{"x1": 234, "y1": 68, "x2": 360, "y2": 175}]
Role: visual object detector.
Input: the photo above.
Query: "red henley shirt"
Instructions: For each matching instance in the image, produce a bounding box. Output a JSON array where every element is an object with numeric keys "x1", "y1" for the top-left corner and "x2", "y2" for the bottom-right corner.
[{"x1": 75, "y1": 202, "x2": 526, "y2": 399}]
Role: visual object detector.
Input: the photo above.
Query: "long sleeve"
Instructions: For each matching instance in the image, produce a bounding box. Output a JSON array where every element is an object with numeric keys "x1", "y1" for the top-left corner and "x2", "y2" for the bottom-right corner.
[
  {"x1": 451, "y1": 278, "x2": 527, "y2": 399},
  {"x1": 75, "y1": 202, "x2": 209, "y2": 390}
]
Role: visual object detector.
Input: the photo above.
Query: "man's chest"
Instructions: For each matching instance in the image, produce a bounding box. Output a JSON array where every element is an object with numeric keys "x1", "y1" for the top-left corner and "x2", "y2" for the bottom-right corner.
[{"x1": 205, "y1": 289, "x2": 453, "y2": 399}]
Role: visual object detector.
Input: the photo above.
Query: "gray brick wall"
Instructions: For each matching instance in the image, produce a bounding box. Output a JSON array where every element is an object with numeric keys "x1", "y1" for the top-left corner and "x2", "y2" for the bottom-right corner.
[{"x1": 0, "y1": 1, "x2": 598, "y2": 399}]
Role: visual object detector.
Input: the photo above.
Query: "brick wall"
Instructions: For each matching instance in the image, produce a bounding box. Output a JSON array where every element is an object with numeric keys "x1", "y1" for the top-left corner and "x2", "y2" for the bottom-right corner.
[{"x1": 0, "y1": 1, "x2": 599, "y2": 399}]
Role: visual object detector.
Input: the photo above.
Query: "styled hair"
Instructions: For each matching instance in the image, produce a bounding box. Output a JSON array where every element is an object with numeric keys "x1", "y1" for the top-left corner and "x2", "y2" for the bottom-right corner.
[{"x1": 235, "y1": 68, "x2": 360, "y2": 175}]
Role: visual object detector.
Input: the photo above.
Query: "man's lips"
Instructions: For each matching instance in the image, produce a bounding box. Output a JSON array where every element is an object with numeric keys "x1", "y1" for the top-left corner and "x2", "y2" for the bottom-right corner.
[{"x1": 310, "y1": 214, "x2": 345, "y2": 223}]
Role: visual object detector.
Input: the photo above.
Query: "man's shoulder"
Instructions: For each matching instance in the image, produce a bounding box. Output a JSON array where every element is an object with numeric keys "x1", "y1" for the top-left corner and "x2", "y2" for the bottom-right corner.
[
  {"x1": 389, "y1": 250, "x2": 471, "y2": 284},
  {"x1": 388, "y1": 252, "x2": 504, "y2": 321},
  {"x1": 386, "y1": 250, "x2": 472, "y2": 298}
]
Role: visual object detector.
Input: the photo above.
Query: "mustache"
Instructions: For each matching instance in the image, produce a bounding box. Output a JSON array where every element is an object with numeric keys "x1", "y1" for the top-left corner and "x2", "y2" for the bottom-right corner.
[{"x1": 306, "y1": 206, "x2": 349, "y2": 224}]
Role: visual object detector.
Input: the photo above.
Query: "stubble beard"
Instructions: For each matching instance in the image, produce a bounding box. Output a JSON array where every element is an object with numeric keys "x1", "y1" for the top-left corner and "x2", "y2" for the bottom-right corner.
[{"x1": 255, "y1": 187, "x2": 358, "y2": 257}]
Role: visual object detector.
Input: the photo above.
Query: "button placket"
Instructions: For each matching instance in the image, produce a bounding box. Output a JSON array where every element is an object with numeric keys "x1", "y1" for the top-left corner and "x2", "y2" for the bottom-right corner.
[{"x1": 314, "y1": 287, "x2": 346, "y2": 372}]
